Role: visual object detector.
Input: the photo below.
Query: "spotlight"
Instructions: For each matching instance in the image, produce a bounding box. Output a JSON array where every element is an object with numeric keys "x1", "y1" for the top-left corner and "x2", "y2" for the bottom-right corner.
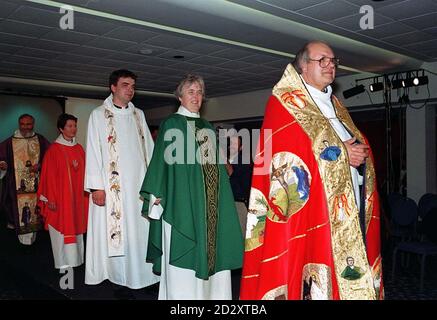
[
  {"x1": 415, "y1": 76, "x2": 428, "y2": 86},
  {"x1": 369, "y1": 82, "x2": 384, "y2": 92},
  {"x1": 403, "y1": 77, "x2": 416, "y2": 88},
  {"x1": 399, "y1": 75, "x2": 428, "y2": 88},
  {"x1": 343, "y1": 84, "x2": 365, "y2": 99},
  {"x1": 391, "y1": 78, "x2": 404, "y2": 89}
]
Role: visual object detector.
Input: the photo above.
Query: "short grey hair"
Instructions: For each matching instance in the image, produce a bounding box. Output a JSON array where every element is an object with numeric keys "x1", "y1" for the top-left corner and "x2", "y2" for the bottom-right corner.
[
  {"x1": 174, "y1": 74, "x2": 205, "y2": 99},
  {"x1": 292, "y1": 40, "x2": 331, "y2": 74}
]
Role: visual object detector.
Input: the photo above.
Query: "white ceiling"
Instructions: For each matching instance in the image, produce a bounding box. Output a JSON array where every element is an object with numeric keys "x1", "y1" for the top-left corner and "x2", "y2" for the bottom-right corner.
[{"x1": 0, "y1": 0, "x2": 436, "y2": 108}]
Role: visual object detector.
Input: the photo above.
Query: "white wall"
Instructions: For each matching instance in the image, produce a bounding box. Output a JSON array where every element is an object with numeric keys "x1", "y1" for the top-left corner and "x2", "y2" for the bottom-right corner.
[
  {"x1": 144, "y1": 105, "x2": 178, "y2": 125},
  {"x1": 65, "y1": 97, "x2": 102, "y2": 147},
  {"x1": 202, "y1": 89, "x2": 271, "y2": 121}
]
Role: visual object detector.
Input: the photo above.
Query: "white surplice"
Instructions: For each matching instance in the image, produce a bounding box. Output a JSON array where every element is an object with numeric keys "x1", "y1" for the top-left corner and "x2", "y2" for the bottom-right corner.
[{"x1": 84, "y1": 95, "x2": 159, "y2": 289}]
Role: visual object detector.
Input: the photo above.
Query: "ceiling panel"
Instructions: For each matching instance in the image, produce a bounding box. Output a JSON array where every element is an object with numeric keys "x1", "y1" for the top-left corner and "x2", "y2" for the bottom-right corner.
[
  {"x1": 238, "y1": 53, "x2": 282, "y2": 64},
  {"x1": 145, "y1": 34, "x2": 198, "y2": 50},
  {"x1": 216, "y1": 60, "x2": 254, "y2": 70},
  {"x1": 376, "y1": 0, "x2": 437, "y2": 20},
  {"x1": 104, "y1": 26, "x2": 159, "y2": 42},
  {"x1": 356, "y1": 22, "x2": 415, "y2": 39},
  {"x1": 0, "y1": 20, "x2": 52, "y2": 37},
  {"x1": 296, "y1": 0, "x2": 360, "y2": 22},
  {"x1": 84, "y1": 37, "x2": 137, "y2": 51},
  {"x1": 400, "y1": 12, "x2": 437, "y2": 30},
  {"x1": 229, "y1": 0, "x2": 328, "y2": 12},
  {"x1": 344, "y1": 0, "x2": 406, "y2": 8},
  {"x1": 382, "y1": 31, "x2": 436, "y2": 46},
  {"x1": 71, "y1": 15, "x2": 119, "y2": 36},
  {"x1": 69, "y1": 45, "x2": 115, "y2": 57},
  {"x1": 41, "y1": 29, "x2": 97, "y2": 44},
  {"x1": 8, "y1": 5, "x2": 60, "y2": 27},
  {"x1": 13, "y1": 47, "x2": 67, "y2": 60},
  {"x1": 3, "y1": 55, "x2": 48, "y2": 65},
  {"x1": 0, "y1": 43, "x2": 23, "y2": 54},
  {"x1": 0, "y1": 0, "x2": 20, "y2": 19}
]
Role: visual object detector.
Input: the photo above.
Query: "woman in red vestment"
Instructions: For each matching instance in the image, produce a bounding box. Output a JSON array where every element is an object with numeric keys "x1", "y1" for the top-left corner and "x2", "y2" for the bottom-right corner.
[{"x1": 38, "y1": 113, "x2": 89, "y2": 269}]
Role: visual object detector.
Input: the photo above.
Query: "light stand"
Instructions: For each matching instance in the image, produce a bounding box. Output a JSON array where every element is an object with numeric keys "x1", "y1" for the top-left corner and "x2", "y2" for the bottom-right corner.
[{"x1": 383, "y1": 75, "x2": 394, "y2": 195}]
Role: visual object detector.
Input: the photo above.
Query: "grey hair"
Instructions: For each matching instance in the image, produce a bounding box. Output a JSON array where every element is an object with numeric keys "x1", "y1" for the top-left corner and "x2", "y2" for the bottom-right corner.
[
  {"x1": 174, "y1": 74, "x2": 205, "y2": 99},
  {"x1": 292, "y1": 40, "x2": 331, "y2": 74}
]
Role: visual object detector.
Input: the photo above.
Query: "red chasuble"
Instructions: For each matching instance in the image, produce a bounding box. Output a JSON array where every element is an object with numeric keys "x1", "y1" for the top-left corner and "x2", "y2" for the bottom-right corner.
[
  {"x1": 240, "y1": 64, "x2": 383, "y2": 300},
  {"x1": 37, "y1": 142, "x2": 88, "y2": 244}
]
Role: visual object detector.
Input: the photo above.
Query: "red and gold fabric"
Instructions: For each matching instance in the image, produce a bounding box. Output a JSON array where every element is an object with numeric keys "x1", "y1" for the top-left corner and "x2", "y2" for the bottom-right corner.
[
  {"x1": 37, "y1": 142, "x2": 88, "y2": 244},
  {"x1": 240, "y1": 64, "x2": 383, "y2": 300},
  {"x1": 12, "y1": 135, "x2": 42, "y2": 234}
]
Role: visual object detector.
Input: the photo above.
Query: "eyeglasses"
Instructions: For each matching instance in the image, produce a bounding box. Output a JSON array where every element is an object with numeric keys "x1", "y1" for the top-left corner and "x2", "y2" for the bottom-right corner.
[{"x1": 307, "y1": 56, "x2": 340, "y2": 68}]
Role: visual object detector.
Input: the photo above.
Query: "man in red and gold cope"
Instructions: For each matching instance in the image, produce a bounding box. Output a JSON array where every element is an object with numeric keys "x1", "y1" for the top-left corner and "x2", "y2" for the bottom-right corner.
[{"x1": 240, "y1": 40, "x2": 383, "y2": 300}]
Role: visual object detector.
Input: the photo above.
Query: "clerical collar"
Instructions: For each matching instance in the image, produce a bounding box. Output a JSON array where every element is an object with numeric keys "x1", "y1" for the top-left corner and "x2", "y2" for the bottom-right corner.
[
  {"x1": 113, "y1": 104, "x2": 128, "y2": 109},
  {"x1": 177, "y1": 105, "x2": 200, "y2": 118},
  {"x1": 56, "y1": 134, "x2": 77, "y2": 146},
  {"x1": 301, "y1": 77, "x2": 332, "y2": 101}
]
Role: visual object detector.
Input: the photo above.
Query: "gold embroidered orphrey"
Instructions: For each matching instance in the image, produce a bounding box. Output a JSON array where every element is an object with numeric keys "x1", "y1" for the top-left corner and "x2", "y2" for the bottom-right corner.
[
  {"x1": 187, "y1": 119, "x2": 219, "y2": 274},
  {"x1": 104, "y1": 107, "x2": 148, "y2": 257},
  {"x1": 12, "y1": 135, "x2": 41, "y2": 233}
]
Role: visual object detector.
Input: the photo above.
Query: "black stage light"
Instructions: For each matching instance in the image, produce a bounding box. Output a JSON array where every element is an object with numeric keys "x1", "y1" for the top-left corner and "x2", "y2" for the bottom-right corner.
[
  {"x1": 343, "y1": 84, "x2": 365, "y2": 99},
  {"x1": 391, "y1": 78, "x2": 405, "y2": 89},
  {"x1": 415, "y1": 75, "x2": 429, "y2": 86},
  {"x1": 400, "y1": 75, "x2": 428, "y2": 88},
  {"x1": 369, "y1": 82, "x2": 384, "y2": 92},
  {"x1": 403, "y1": 77, "x2": 415, "y2": 88}
]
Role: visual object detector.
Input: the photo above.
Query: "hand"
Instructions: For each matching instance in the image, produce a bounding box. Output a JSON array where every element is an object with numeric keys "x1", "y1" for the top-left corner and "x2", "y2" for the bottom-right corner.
[
  {"x1": 92, "y1": 190, "x2": 106, "y2": 206},
  {"x1": 344, "y1": 138, "x2": 370, "y2": 168},
  {"x1": 0, "y1": 161, "x2": 7, "y2": 170},
  {"x1": 48, "y1": 202, "x2": 57, "y2": 211},
  {"x1": 154, "y1": 198, "x2": 161, "y2": 205}
]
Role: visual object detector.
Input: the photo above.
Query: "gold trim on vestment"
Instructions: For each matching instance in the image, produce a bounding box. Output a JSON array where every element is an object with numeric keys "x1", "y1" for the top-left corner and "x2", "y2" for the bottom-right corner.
[
  {"x1": 262, "y1": 285, "x2": 288, "y2": 300},
  {"x1": 259, "y1": 221, "x2": 329, "y2": 263},
  {"x1": 261, "y1": 249, "x2": 288, "y2": 263},
  {"x1": 241, "y1": 274, "x2": 259, "y2": 279},
  {"x1": 189, "y1": 119, "x2": 219, "y2": 274},
  {"x1": 272, "y1": 64, "x2": 376, "y2": 300}
]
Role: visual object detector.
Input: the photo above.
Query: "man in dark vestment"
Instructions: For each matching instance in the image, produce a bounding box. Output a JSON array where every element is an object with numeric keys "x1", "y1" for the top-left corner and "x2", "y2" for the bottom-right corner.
[{"x1": 0, "y1": 114, "x2": 50, "y2": 245}]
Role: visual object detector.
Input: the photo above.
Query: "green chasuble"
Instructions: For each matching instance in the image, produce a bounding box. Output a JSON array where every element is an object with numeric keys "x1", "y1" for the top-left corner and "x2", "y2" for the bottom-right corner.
[{"x1": 140, "y1": 114, "x2": 243, "y2": 280}]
